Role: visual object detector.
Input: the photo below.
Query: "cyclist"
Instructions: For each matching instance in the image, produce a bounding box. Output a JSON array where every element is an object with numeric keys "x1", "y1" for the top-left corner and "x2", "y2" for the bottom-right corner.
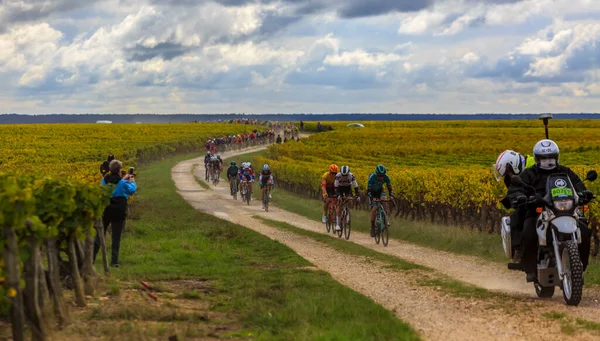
[
  {"x1": 203, "y1": 151, "x2": 211, "y2": 180},
  {"x1": 321, "y1": 164, "x2": 339, "y2": 223},
  {"x1": 216, "y1": 154, "x2": 224, "y2": 177},
  {"x1": 209, "y1": 156, "x2": 219, "y2": 181},
  {"x1": 239, "y1": 162, "x2": 255, "y2": 196},
  {"x1": 334, "y1": 165, "x2": 360, "y2": 231},
  {"x1": 493, "y1": 150, "x2": 534, "y2": 263},
  {"x1": 367, "y1": 165, "x2": 394, "y2": 237},
  {"x1": 227, "y1": 161, "x2": 239, "y2": 195},
  {"x1": 259, "y1": 164, "x2": 275, "y2": 209}
]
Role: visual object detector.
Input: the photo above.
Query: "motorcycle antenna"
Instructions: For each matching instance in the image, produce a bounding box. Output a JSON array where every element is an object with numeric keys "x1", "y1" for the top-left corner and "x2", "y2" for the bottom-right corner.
[{"x1": 538, "y1": 113, "x2": 553, "y2": 139}]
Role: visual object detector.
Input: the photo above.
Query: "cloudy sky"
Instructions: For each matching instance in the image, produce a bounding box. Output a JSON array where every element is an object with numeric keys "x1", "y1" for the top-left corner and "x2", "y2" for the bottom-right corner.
[{"x1": 1, "y1": 0, "x2": 599, "y2": 114}]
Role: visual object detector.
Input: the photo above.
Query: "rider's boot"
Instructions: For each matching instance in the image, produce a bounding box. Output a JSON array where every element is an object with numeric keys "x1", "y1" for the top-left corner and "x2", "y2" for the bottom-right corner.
[
  {"x1": 512, "y1": 249, "x2": 523, "y2": 264},
  {"x1": 321, "y1": 215, "x2": 327, "y2": 223},
  {"x1": 370, "y1": 221, "x2": 376, "y2": 237},
  {"x1": 335, "y1": 216, "x2": 341, "y2": 231}
]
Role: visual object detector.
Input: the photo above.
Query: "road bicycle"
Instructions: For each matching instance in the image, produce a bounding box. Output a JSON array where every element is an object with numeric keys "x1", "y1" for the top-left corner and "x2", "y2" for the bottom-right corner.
[
  {"x1": 241, "y1": 180, "x2": 252, "y2": 205},
  {"x1": 372, "y1": 197, "x2": 396, "y2": 247},
  {"x1": 325, "y1": 197, "x2": 337, "y2": 235},
  {"x1": 229, "y1": 177, "x2": 238, "y2": 200},
  {"x1": 338, "y1": 196, "x2": 358, "y2": 240}
]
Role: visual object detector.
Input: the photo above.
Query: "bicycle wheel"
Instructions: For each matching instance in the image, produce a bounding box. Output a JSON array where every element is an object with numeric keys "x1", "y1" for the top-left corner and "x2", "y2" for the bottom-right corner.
[
  {"x1": 344, "y1": 208, "x2": 351, "y2": 240},
  {"x1": 336, "y1": 209, "x2": 343, "y2": 239},
  {"x1": 325, "y1": 203, "x2": 332, "y2": 233},
  {"x1": 330, "y1": 205, "x2": 337, "y2": 235},
  {"x1": 374, "y1": 214, "x2": 381, "y2": 244},
  {"x1": 264, "y1": 189, "x2": 269, "y2": 212},
  {"x1": 381, "y1": 210, "x2": 389, "y2": 247}
]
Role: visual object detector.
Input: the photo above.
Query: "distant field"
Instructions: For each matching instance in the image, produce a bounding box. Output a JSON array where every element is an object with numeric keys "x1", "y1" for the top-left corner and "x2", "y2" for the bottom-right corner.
[
  {"x1": 261, "y1": 120, "x2": 600, "y2": 230},
  {"x1": 1, "y1": 123, "x2": 251, "y2": 180}
]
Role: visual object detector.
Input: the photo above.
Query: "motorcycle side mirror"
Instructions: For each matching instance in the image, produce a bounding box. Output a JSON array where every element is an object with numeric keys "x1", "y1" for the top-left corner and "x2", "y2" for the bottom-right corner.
[
  {"x1": 510, "y1": 176, "x2": 524, "y2": 186},
  {"x1": 586, "y1": 170, "x2": 598, "y2": 182}
]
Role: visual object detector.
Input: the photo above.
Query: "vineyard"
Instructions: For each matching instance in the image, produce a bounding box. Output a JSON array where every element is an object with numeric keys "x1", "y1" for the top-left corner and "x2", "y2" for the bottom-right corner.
[
  {"x1": 0, "y1": 123, "x2": 267, "y2": 341},
  {"x1": 257, "y1": 120, "x2": 600, "y2": 231}
]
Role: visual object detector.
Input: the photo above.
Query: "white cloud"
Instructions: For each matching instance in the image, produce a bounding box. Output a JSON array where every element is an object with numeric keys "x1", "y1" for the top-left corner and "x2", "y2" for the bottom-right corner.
[{"x1": 324, "y1": 50, "x2": 404, "y2": 67}]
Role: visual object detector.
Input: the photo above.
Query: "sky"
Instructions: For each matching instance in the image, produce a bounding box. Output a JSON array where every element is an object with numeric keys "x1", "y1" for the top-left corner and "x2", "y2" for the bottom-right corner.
[{"x1": 1, "y1": 0, "x2": 600, "y2": 114}]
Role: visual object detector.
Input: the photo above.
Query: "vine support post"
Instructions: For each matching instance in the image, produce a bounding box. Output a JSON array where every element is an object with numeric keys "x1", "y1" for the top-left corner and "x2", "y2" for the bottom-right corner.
[
  {"x1": 46, "y1": 236, "x2": 68, "y2": 327},
  {"x1": 67, "y1": 232, "x2": 86, "y2": 307},
  {"x1": 3, "y1": 226, "x2": 25, "y2": 341},
  {"x1": 23, "y1": 236, "x2": 46, "y2": 341},
  {"x1": 82, "y1": 228, "x2": 98, "y2": 296},
  {"x1": 96, "y1": 220, "x2": 110, "y2": 274}
]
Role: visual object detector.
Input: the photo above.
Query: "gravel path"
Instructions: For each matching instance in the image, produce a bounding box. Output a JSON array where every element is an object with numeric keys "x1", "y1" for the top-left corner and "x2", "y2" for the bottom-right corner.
[{"x1": 172, "y1": 146, "x2": 600, "y2": 340}]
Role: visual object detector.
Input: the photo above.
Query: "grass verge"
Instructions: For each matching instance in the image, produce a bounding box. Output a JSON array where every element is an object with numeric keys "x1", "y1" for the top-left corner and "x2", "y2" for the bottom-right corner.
[{"x1": 55, "y1": 151, "x2": 419, "y2": 341}]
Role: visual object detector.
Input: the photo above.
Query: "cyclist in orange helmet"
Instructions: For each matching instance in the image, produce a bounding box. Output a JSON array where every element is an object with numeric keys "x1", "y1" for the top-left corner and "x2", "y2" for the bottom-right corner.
[{"x1": 321, "y1": 164, "x2": 339, "y2": 223}]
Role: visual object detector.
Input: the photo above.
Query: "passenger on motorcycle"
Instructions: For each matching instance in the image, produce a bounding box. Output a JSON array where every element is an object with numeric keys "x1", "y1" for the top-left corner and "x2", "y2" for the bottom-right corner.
[
  {"x1": 508, "y1": 140, "x2": 594, "y2": 282},
  {"x1": 334, "y1": 165, "x2": 360, "y2": 232},
  {"x1": 321, "y1": 164, "x2": 339, "y2": 223},
  {"x1": 494, "y1": 150, "x2": 534, "y2": 263},
  {"x1": 367, "y1": 165, "x2": 395, "y2": 237},
  {"x1": 259, "y1": 164, "x2": 275, "y2": 209}
]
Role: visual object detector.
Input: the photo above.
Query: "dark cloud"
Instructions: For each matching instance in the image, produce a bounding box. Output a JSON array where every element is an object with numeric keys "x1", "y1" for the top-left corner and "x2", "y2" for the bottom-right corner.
[
  {"x1": 337, "y1": 0, "x2": 434, "y2": 18},
  {"x1": 148, "y1": 0, "x2": 527, "y2": 19},
  {"x1": 0, "y1": 0, "x2": 101, "y2": 32},
  {"x1": 126, "y1": 42, "x2": 191, "y2": 62}
]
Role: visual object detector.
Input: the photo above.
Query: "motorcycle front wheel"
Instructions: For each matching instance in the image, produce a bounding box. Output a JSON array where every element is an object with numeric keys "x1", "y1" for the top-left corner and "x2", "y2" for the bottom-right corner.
[{"x1": 561, "y1": 241, "x2": 584, "y2": 306}]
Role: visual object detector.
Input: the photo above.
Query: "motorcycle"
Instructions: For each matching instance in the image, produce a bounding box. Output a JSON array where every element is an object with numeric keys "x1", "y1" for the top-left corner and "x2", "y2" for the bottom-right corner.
[{"x1": 502, "y1": 170, "x2": 597, "y2": 306}]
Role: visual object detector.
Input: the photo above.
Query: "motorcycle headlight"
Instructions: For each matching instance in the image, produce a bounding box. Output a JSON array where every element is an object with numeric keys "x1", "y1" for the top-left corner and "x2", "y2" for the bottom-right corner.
[{"x1": 553, "y1": 199, "x2": 573, "y2": 211}]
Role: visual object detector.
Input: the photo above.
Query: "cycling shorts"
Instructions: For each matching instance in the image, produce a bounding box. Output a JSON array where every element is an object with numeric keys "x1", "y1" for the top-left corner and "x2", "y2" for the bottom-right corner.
[
  {"x1": 325, "y1": 187, "x2": 336, "y2": 198},
  {"x1": 369, "y1": 192, "x2": 386, "y2": 207},
  {"x1": 337, "y1": 187, "x2": 352, "y2": 197},
  {"x1": 240, "y1": 174, "x2": 253, "y2": 182}
]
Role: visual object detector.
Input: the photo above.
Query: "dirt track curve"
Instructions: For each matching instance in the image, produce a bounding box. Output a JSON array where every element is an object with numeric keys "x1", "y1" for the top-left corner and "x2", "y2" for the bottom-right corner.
[{"x1": 172, "y1": 145, "x2": 600, "y2": 341}]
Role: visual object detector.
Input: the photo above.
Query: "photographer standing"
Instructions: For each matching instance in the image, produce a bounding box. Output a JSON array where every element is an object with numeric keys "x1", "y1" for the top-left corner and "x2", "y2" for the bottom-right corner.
[{"x1": 93, "y1": 160, "x2": 137, "y2": 268}]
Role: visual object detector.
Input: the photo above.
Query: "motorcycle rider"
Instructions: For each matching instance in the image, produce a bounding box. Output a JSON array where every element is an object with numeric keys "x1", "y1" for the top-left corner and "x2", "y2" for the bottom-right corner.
[
  {"x1": 508, "y1": 140, "x2": 594, "y2": 282},
  {"x1": 494, "y1": 150, "x2": 534, "y2": 263}
]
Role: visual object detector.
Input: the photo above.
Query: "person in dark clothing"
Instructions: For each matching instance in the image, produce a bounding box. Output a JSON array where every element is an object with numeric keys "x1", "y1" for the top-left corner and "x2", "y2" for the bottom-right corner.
[
  {"x1": 227, "y1": 161, "x2": 239, "y2": 195},
  {"x1": 300, "y1": 120, "x2": 304, "y2": 131},
  {"x1": 508, "y1": 140, "x2": 593, "y2": 282},
  {"x1": 494, "y1": 150, "x2": 534, "y2": 263},
  {"x1": 276, "y1": 135, "x2": 282, "y2": 144},
  {"x1": 93, "y1": 160, "x2": 137, "y2": 267},
  {"x1": 100, "y1": 154, "x2": 115, "y2": 176}
]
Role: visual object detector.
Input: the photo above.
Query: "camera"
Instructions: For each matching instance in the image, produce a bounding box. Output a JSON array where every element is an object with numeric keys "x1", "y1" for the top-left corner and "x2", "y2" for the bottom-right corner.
[{"x1": 129, "y1": 167, "x2": 135, "y2": 175}]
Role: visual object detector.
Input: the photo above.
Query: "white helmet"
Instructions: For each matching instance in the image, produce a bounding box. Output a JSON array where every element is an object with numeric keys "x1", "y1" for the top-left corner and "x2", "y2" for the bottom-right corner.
[
  {"x1": 493, "y1": 150, "x2": 524, "y2": 181},
  {"x1": 242, "y1": 162, "x2": 248, "y2": 168},
  {"x1": 247, "y1": 162, "x2": 252, "y2": 168},
  {"x1": 340, "y1": 165, "x2": 350, "y2": 176},
  {"x1": 533, "y1": 139, "x2": 559, "y2": 170}
]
